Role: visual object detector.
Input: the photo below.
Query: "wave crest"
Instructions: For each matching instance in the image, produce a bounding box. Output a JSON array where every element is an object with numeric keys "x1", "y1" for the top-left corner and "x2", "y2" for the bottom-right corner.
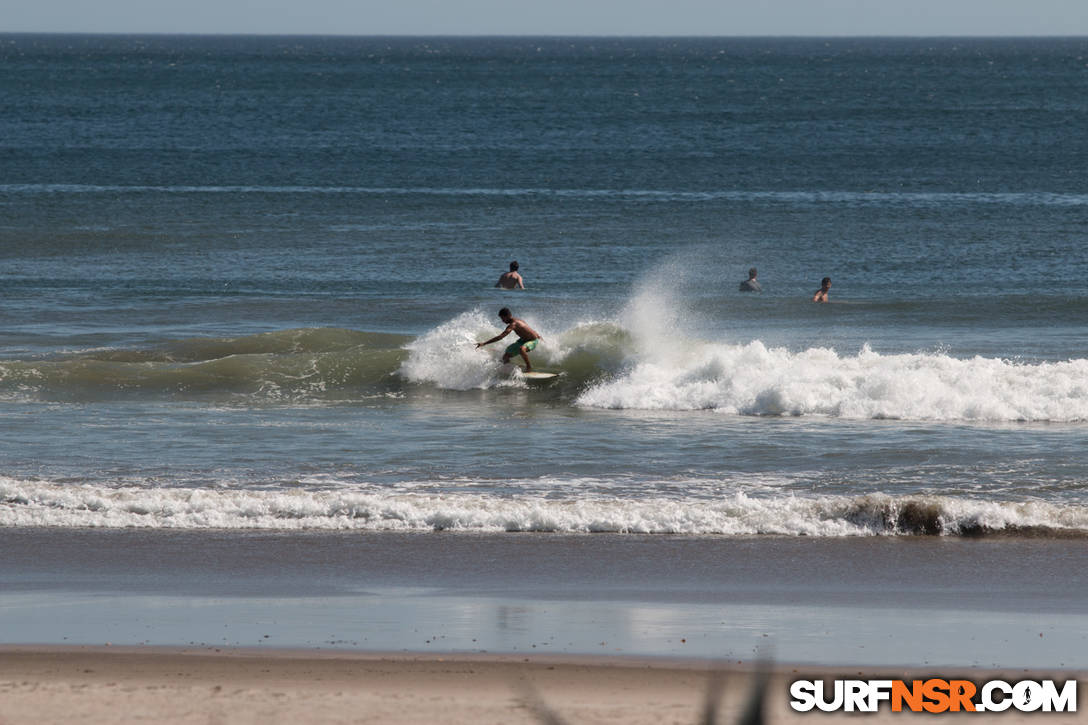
[
  {"x1": 398, "y1": 311, "x2": 629, "y2": 390},
  {"x1": 575, "y1": 342, "x2": 1088, "y2": 422},
  {"x1": 3, "y1": 477, "x2": 1085, "y2": 537},
  {"x1": 4, "y1": 319, "x2": 1088, "y2": 422}
]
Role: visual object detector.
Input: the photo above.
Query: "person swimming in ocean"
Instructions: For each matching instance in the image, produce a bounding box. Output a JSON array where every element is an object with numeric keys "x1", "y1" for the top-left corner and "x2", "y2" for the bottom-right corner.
[
  {"x1": 476, "y1": 307, "x2": 540, "y2": 372},
  {"x1": 739, "y1": 267, "x2": 762, "y2": 292},
  {"x1": 495, "y1": 261, "x2": 525, "y2": 289},
  {"x1": 812, "y1": 276, "x2": 831, "y2": 303}
]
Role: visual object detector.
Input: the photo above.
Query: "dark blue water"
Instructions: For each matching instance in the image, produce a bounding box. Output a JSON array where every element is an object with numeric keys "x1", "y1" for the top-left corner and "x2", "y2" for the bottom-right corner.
[{"x1": 1, "y1": 35, "x2": 1087, "y2": 536}]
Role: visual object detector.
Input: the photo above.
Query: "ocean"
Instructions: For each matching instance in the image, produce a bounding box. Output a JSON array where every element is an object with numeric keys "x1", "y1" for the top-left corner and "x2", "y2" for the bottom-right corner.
[{"x1": 2, "y1": 34, "x2": 1087, "y2": 666}]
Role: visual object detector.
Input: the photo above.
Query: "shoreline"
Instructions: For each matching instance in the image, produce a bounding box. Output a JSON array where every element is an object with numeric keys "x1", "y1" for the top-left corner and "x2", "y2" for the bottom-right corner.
[
  {"x1": 0, "y1": 646, "x2": 1082, "y2": 724},
  {"x1": 3, "y1": 529, "x2": 1088, "y2": 669},
  {"x1": 6, "y1": 641, "x2": 1084, "y2": 673}
]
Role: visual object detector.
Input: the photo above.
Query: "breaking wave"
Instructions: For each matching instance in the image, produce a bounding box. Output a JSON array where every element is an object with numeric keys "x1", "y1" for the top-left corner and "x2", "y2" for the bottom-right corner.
[
  {"x1": 3, "y1": 477, "x2": 1086, "y2": 537},
  {"x1": 3, "y1": 312, "x2": 1087, "y2": 421},
  {"x1": 399, "y1": 293, "x2": 1088, "y2": 422},
  {"x1": 573, "y1": 341, "x2": 1088, "y2": 422},
  {"x1": 398, "y1": 309, "x2": 627, "y2": 392},
  {"x1": 564, "y1": 255, "x2": 1088, "y2": 421}
]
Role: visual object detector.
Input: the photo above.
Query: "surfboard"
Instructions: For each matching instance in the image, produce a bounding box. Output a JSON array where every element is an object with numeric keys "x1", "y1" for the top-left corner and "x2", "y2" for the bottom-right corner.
[{"x1": 522, "y1": 371, "x2": 561, "y2": 380}]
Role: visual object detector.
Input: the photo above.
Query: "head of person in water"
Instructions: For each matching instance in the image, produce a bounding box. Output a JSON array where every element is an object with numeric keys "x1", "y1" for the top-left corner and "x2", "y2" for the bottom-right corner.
[
  {"x1": 509, "y1": 261, "x2": 519, "y2": 272},
  {"x1": 499, "y1": 307, "x2": 512, "y2": 323},
  {"x1": 821, "y1": 277, "x2": 831, "y2": 289},
  {"x1": 748, "y1": 267, "x2": 758, "y2": 279}
]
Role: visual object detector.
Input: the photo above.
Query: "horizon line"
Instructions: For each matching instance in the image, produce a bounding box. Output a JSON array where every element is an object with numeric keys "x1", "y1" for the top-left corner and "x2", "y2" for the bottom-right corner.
[{"x1": 3, "y1": 31, "x2": 1088, "y2": 40}]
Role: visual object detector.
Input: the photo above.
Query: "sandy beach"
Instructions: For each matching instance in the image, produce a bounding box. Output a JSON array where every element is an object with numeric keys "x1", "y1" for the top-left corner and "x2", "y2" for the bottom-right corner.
[{"x1": 0, "y1": 646, "x2": 1081, "y2": 724}]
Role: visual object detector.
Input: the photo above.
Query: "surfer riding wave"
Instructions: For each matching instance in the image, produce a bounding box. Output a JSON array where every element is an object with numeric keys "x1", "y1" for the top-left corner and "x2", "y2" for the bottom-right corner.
[{"x1": 476, "y1": 307, "x2": 541, "y2": 372}]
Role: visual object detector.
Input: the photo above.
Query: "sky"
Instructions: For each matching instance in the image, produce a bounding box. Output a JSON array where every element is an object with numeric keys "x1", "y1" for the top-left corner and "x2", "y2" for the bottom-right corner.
[{"x1": 5, "y1": 0, "x2": 1088, "y2": 36}]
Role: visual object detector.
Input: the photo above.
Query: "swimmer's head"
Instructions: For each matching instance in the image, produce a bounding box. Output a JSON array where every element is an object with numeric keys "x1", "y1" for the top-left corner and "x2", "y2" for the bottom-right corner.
[
  {"x1": 499, "y1": 307, "x2": 512, "y2": 322},
  {"x1": 748, "y1": 267, "x2": 757, "y2": 279},
  {"x1": 509, "y1": 261, "x2": 519, "y2": 271}
]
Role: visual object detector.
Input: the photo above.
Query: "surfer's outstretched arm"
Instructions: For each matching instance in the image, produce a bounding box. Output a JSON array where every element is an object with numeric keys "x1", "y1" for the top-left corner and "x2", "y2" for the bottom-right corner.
[{"x1": 476, "y1": 324, "x2": 513, "y2": 348}]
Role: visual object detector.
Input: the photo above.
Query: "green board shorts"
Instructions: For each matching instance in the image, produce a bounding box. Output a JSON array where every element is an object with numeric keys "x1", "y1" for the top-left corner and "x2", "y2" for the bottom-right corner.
[{"x1": 505, "y1": 338, "x2": 538, "y2": 356}]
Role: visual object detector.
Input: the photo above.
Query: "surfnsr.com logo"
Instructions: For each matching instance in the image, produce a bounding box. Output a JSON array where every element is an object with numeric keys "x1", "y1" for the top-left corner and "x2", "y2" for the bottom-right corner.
[{"x1": 790, "y1": 678, "x2": 1078, "y2": 713}]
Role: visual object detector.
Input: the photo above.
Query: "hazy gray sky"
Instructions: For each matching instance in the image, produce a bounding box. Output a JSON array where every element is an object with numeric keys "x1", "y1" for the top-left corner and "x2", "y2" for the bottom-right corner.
[{"x1": 7, "y1": 0, "x2": 1088, "y2": 36}]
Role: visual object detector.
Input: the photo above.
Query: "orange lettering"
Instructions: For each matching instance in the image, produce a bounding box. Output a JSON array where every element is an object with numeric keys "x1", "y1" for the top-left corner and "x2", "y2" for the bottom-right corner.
[
  {"x1": 892, "y1": 680, "x2": 924, "y2": 712},
  {"x1": 922, "y1": 679, "x2": 951, "y2": 713},
  {"x1": 949, "y1": 680, "x2": 977, "y2": 712}
]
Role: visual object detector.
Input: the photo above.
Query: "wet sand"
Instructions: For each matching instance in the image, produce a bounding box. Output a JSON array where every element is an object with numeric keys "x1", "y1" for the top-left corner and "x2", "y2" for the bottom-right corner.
[
  {"x1": 0, "y1": 646, "x2": 1082, "y2": 724},
  {"x1": 2, "y1": 529, "x2": 1087, "y2": 669}
]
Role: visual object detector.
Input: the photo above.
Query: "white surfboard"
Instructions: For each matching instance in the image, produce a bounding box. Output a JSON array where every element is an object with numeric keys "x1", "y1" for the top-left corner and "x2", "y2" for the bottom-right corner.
[{"x1": 521, "y1": 371, "x2": 561, "y2": 380}]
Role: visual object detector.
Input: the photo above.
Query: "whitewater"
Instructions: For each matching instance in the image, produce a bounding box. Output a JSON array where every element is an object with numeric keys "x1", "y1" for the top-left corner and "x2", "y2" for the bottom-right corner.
[{"x1": 5, "y1": 474, "x2": 1088, "y2": 536}]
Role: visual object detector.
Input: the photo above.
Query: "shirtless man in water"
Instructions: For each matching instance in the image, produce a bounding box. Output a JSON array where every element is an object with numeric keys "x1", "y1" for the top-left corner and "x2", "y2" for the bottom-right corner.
[
  {"x1": 739, "y1": 267, "x2": 762, "y2": 292},
  {"x1": 476, "y1": 307, "x2": 540, "y2": 371},
  {"x1": 495, "y1": 261, "x2": 525, "y2": 289},
  {"x1": 812, "y1": 276, "x2": 831, "y2": 303}
]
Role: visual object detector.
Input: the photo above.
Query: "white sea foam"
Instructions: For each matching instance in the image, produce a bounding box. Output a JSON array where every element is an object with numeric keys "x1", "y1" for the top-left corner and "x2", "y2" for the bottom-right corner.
[
  {"x1": 399, "y1": 309, "x2": 561, "y2": 389},
  {"x1": 3, "y1": 477, "x2": 1086, "y2": 536},
  {"x1": 400, "y1": 309, "x2": 1088, "y2": 422},
  {"x1": 575, "y1": 342, "x2": 1088, "y2": 421},
  {"x1": 400, "y1": 259, "x2": 1088, "y2": 422},
  {"x1": 565, "y1": 256, "x2": 1088, "y2": 421},
  {"x1": 399, "y1": 310, "x2": 512, "y2": 389}
]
